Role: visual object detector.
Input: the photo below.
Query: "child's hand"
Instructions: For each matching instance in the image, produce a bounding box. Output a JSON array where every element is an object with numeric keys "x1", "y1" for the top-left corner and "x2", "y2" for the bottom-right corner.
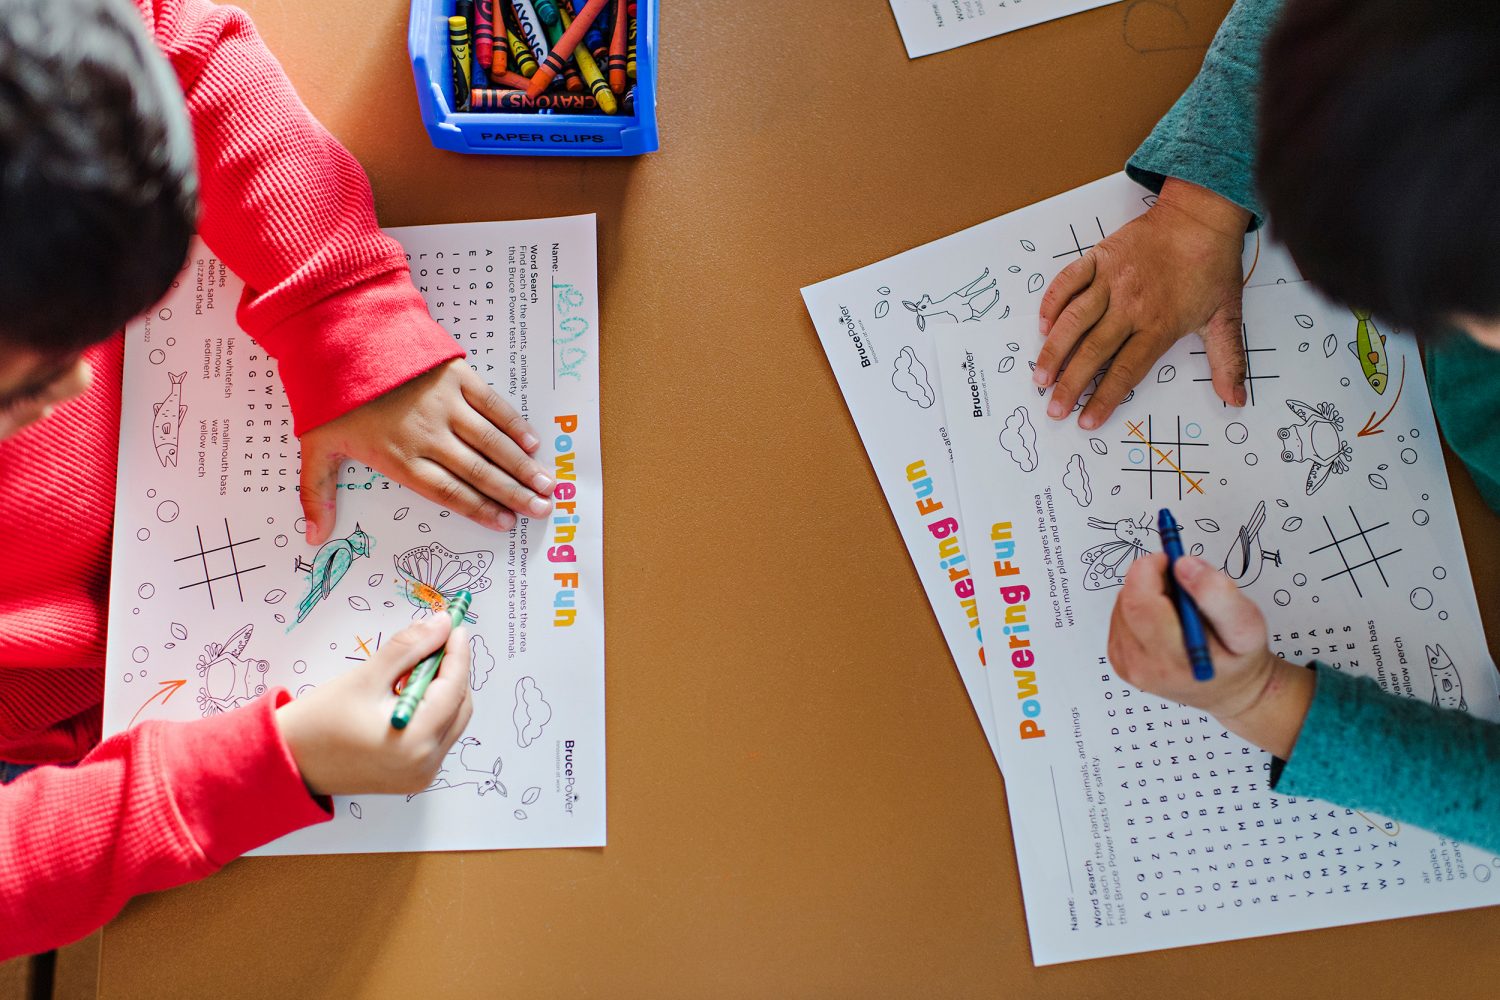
[
  {"x1": 297, "y1": 359, "x2": 555, "y2": 544},
  {"x1": 1034, "y1": 178, "x2": 1251, "y2": 430},
  {"x1": 274, "y1": 615, "x2": 473, "y2": 797},
  {"x1": 1106, "y1": 552, "x2": 1314, "y2": 759}
]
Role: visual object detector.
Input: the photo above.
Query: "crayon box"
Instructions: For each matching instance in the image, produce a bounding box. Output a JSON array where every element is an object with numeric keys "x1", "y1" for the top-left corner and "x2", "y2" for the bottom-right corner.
[{"x1": 409, "y1": 0, "x2": 659, "y2": 156}]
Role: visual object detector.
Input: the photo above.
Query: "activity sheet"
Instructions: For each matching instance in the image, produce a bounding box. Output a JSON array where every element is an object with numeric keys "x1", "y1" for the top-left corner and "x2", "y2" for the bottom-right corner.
[
  {"x1": 936, "y1": 280, "x2": 1500, "y2": 963},
  {"x1": 801, "y1": 172, "x2": 1299, "y2": 770},
  {"x1": 887, "y1": 0, "x2": 1123, "y2": 57},
  {"x1": 103, "y1": 216, "x2": 605, "y2": 855}
]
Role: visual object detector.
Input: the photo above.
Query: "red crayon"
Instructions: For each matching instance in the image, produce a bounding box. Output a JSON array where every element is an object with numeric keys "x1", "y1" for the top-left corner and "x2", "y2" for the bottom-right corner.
[
  {"x1": 525, "y1": 0, "x2": 608, "y2": 96},
  {"x1": 470, "y1": 88, "x2": 599, "y2": 111},
  {"x1": 475, "y1": 0, "x2": 496, "y2": 70},
  {"x1": 607, "y1": 0, "x2": 627, "y2": 93}
]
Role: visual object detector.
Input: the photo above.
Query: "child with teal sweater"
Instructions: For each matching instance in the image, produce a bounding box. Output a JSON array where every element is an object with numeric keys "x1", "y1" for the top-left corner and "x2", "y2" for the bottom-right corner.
[{"x1": 1042, "y1": 0, "x2": 1500, "y2": 850}]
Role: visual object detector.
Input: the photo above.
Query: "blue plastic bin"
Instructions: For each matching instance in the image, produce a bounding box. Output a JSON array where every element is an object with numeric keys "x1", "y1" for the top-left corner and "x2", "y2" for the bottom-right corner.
[{"x1": 408, "y1": 0, "x2": 659, "y2": 156}]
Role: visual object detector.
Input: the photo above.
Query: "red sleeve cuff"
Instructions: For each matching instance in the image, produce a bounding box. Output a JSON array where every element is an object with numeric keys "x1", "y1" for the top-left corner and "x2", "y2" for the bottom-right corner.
[
  {"x1": 246, "y1": 268, "x2": 464, "y2": 435},
  {"x1": 154, "y1": 690, "x2": 331, "y2": 865}
]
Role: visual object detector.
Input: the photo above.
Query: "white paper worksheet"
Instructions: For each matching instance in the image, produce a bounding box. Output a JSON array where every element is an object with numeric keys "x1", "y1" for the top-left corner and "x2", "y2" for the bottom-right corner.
[
  {"x1": 936, "y1": 280, "x2": 1500, "y2": 964},
  {"x1": 887, "y1": 0, "x2": 1124, "y2": 58},
  {"x1": 103, "y1": 216, "x2": 605, "y2": 854},
  {"x1": 801, "y1": 173, "x2": 1299, "y2": 769}
]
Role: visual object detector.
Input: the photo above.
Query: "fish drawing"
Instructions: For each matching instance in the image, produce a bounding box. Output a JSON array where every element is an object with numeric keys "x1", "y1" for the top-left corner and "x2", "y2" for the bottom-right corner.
[
  {"x1": 153, "y1": 371, "x2": 187, "y2": 466},
  {"x1": 1427, "y1": 643, "x2": 1467, "y2": 711},
  {"x1": 1348, "y1": 310, "x2": 1389, "y2": 394}
]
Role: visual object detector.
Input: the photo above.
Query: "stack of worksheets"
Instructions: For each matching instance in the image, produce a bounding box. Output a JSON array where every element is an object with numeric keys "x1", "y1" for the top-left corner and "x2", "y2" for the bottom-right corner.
[{"x1": 802, "y1": 173, "x2": 1500, "y2": 963}]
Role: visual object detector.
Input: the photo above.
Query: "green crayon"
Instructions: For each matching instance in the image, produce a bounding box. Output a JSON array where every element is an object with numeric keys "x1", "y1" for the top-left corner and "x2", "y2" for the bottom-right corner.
[{"x1": 390, "y1": 590, "x2": 472, "y2": 730}]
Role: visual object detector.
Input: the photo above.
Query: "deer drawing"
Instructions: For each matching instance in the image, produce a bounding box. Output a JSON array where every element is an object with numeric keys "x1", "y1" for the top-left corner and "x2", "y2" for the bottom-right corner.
[
  {"x1": 902, "y1": 268, "x2": 1000, "y2": 331},
  {"x1": 406, "y1": 737, "x2": 507, "y2": 800}
]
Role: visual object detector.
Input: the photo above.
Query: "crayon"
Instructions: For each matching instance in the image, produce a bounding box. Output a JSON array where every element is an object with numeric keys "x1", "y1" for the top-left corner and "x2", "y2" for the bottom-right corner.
[
  {"x1": 534, "y1": 0, "x2": 560, "y2": 26},
  {"x1": 526, "y1": 0, "x2": 608, "y2": 96},
  {"x1": 626, "y1": 11, "x2": 636, "y2": 81},
  {"x1": 510, "y1": 0, "x2": 551, "y2": 65},
  {"x1": 607, "y1": 0, "x2": 627, "y2": 94},
  {"x1": 557, "y1": 6, "x2": 617, "y2": 113},
  {"x1": 448, "y1": 15, "x2": 472, "y2": 112},
  {"x1": 474, "y1": 0, "x2": 496, "y2": 73},
  {"x1": 504, "y1": 23, "x2": 538, "y2": 76},
  {"x1": 391, "y1": 591, "x2": 472, "y2": 729},
  {"x1": 456, "y1": 0, "x2": 475, "y2": 45},
  {"x1": 566, "y1": 0, "x2": 610, "y2": 67},
  {"x1": 621, "y1": 85, "x2": 634, "y2": 114},
  {"x1": 1157, "y1": 510, "x2": 1215, "y2": 682},
  {"x1": 488, "y1": 68, "x2": 536, "y2": 91},
  {"x1": 539, "y1": 8, "x2": 586, "y2": 94},
  {"x1": 470, "y1": 88, "x2": 600, "y2": 111}
]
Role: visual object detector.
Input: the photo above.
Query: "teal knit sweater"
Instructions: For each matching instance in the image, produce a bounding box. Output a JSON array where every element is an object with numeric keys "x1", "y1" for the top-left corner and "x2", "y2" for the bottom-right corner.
[{"x1": 1126, "y1": 0, "x2": 1500, "y2": 851}]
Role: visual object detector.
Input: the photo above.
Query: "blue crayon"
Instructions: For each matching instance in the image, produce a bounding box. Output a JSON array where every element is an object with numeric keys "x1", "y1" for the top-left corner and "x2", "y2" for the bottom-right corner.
[{"x1": 1158, "y1": 509, "x2": 1215, "y2": 682}]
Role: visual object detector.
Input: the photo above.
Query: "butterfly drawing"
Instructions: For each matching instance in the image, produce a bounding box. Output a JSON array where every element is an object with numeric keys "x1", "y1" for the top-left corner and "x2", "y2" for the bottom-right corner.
[
  {"x1": 394, "y1": 543, "x2": 494, "y2": 622},
  {"x1": 1080, "y1": 514, "x2": 1157, "y2": 590}
]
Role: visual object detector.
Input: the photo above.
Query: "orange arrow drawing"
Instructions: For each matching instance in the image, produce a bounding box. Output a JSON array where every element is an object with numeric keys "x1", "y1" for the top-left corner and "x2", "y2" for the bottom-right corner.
[
  {"x1": 1357, "y1": 356, "x2": 1407, "y2": 438},
  {"x1": 129, "y1": 679, "x2": 188, "y2": 728}
]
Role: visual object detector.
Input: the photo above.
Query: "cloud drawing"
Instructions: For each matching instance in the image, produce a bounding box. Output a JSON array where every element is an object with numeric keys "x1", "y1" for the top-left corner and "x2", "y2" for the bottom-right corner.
[
  {"x1": 891, "y1": 346, "x2": 935, "y2": 408},
  {"x1": 469, "y1": 634, "x2": 496, "y2": 692},
  {"x1": 1000, "y1": 406, "x2": 1039, "y2": 473},
  {"x1": 1063, "y1": 454, "x2": 1092, "y2": 507},
  {"x1": 513, "y1": 676, "x2": 553, "y2": 749}
]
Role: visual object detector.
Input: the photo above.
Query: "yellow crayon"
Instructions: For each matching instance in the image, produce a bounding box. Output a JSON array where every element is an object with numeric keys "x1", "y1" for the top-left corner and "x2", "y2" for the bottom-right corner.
[
  {"x1": 506, "y1": 24, "x2": 538, "y2": 76},
  {"x1": 449, "y1": 15, "x2": 472, "y2": 112},
  {"x1": 626, "y1": 14, "x2": 636, "y2": 81},
  {"x1": 557, "y1": 6, "x2": 617, "y2": 113}
]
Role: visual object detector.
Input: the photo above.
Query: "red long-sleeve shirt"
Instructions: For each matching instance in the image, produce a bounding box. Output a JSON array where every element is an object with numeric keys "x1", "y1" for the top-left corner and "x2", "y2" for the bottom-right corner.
[{"x1": 0, "y1": 0, "x2": 462, "y2": 955}]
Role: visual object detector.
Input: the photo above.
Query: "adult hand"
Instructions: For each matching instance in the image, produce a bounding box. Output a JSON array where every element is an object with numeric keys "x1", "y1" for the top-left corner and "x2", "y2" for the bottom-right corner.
[
  {"x1": 1034, "y1": 178, "x2": 1251, "y2": 430},
  {"x1": 1106, "y1": 552, "x2": 1314, "y2": 759},
  {"x1": 275, "y1": 614, "x2": 474, "y2": 797},
  {"x1": 297, "y1": 359, "x2": 554, "y2": 544}
]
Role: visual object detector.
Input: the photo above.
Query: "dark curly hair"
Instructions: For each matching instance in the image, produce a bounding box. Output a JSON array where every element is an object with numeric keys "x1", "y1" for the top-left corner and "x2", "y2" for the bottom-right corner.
[
  {"x1": 0, "y1": 0, "x2": 198, "y2": 351},
  {"x1": 1258, "y1": 0, "x2": 1500, "y2": 335}
]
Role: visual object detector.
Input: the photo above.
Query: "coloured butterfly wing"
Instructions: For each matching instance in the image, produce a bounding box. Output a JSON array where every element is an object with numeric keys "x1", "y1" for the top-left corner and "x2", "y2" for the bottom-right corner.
[{"x1": 394, "y1": 543, "x2": 494, "y2": 621}]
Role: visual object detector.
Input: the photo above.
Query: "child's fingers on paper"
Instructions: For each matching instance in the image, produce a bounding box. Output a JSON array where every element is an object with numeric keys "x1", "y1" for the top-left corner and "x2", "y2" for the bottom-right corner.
[
  {"x1": 1034, "y1": 282, "x2": 1108, "y2": 387},
  {"x1": 1202, "y1": 298, "x2": 1249, "y2": 407},
  {"x1": 1077, "y1": 334, "x2": 1161, "y2": 430},
  {"x1": 1039, "y1": 253, "x2": 1097, "y2": 336},
  {"x1": 460, "y1": 367, "x2": 541, "y2": 453},
  {"x1": 297, "y1": 443, "x2": 342, "y2": 545},
  {"x1": 1046, "y1": 313, "x2": 1130, "y2": 419},
  {"x1": 438, "y1": 435, "x2": 550, "y2": 520},
  {"x1": 1173, "y1": 556, "x2": 1265, "y2": 656},
  {"x1": 374, "y1": 614, "x2": 453, "y2": 684},
  {"x1": 405, "y1": 456, "x2": 518, "y2": 531},
  {"x1": 410, "y1": 628, "x2": 472, "y2": 741},
  {"x1": 453, "y1": 410, "x2": 555, "y2": 502}
]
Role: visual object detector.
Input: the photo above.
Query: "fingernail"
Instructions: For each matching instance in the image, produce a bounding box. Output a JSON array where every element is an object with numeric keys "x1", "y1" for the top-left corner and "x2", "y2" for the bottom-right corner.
[
  {"x1": 1039, "y1": 318, "x2": 1051, "y2": 336},
  {"x1": 1233, "y1": 384, "x2": 1248, "y2": 406},
  {"x1": 493, "y1": 511, "x2": 516, "y2": 530},
  {"x1": 1079, "y1": 413, "x2": 1097, "y2": 430},
  {"x1": 1032, "y1": 367, "x2": 1050, "y2": 386},
  {"x1": 528, "y1": 496, "x2": 552, "y2": 517},
  {"x1": 532, "y1": 472, "x2": 554, "y2": 494},
  {"x1": 1047, "y1": 399, "x2": 1065, "y2": 419},
  {"x1": 521, "y1": 432, "x2": 540, "y2": 451}
]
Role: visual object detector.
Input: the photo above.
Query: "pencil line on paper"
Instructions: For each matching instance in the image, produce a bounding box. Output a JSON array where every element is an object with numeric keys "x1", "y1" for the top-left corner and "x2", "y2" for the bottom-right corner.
[{"x1": 1049, "y1": 766, "x2": 1075, "y2": 895}]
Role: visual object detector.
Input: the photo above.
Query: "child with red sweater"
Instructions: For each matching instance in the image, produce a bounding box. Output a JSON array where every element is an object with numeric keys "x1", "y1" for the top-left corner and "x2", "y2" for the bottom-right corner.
[{"x1": 0, "y1": 0, "x2": 556, "y2": 955}]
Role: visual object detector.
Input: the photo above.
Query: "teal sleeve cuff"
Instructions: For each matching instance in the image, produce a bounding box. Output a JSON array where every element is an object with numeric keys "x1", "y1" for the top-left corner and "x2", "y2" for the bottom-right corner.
[
  {"x1": 1271, "y1": 662, "x2": 1500, "y2": 852},
  {"x1": 1125, "y1": 0, "x2": 1287, "y2": 229}
]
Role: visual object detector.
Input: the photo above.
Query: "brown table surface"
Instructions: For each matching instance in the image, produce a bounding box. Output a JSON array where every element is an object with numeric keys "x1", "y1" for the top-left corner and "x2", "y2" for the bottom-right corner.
[{"x1": 99, "y1": 1, "x2": 1500, "y2": 996}]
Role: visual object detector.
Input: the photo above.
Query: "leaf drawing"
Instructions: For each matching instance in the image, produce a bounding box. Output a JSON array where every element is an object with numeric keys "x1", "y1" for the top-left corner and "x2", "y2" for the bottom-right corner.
[
  {"x1": 1369, "y1": 473, "x2": 1389, "y2": 490},
  {"x1": 1282, "y1": 517, "x2": 1303, "y2": 532},
  {"x1": 1157, "y1": 365, "x2": 1177, "y2": 384},
  {"x1": 1195, "y1": 519, "x2": 1220, "y2": 533},
  {"x1": 1322, "y1": 334, "x2": 1338, "y2": 357},
  {"x1": 1027, "y1": 273, "x2": 1044, "y2": 293},
  {"x1": 1295, "y1": 314, "x2": 1314, "y2": 329}
]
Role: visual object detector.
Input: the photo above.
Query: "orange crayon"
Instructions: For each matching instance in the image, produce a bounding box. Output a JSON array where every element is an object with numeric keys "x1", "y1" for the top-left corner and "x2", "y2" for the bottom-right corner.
[
  {"x1": 557, "y1": 6, "x2": 617, "y2": 113},
  {"x1": 608, "y1": 0, "x2": 627, "y2": 93},
  {"x1": 525, "y1": 0, "x2": 608, "y2": 96}
]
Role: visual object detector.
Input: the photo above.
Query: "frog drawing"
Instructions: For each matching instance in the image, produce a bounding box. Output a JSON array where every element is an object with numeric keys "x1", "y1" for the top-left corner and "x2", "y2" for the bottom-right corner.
[
  {"x1": 196, "y1": 623, "x2": 270, "y2": 716},
  {"x1": 1277, "y1": 399, "x2": 1353, "y2": 496}
]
